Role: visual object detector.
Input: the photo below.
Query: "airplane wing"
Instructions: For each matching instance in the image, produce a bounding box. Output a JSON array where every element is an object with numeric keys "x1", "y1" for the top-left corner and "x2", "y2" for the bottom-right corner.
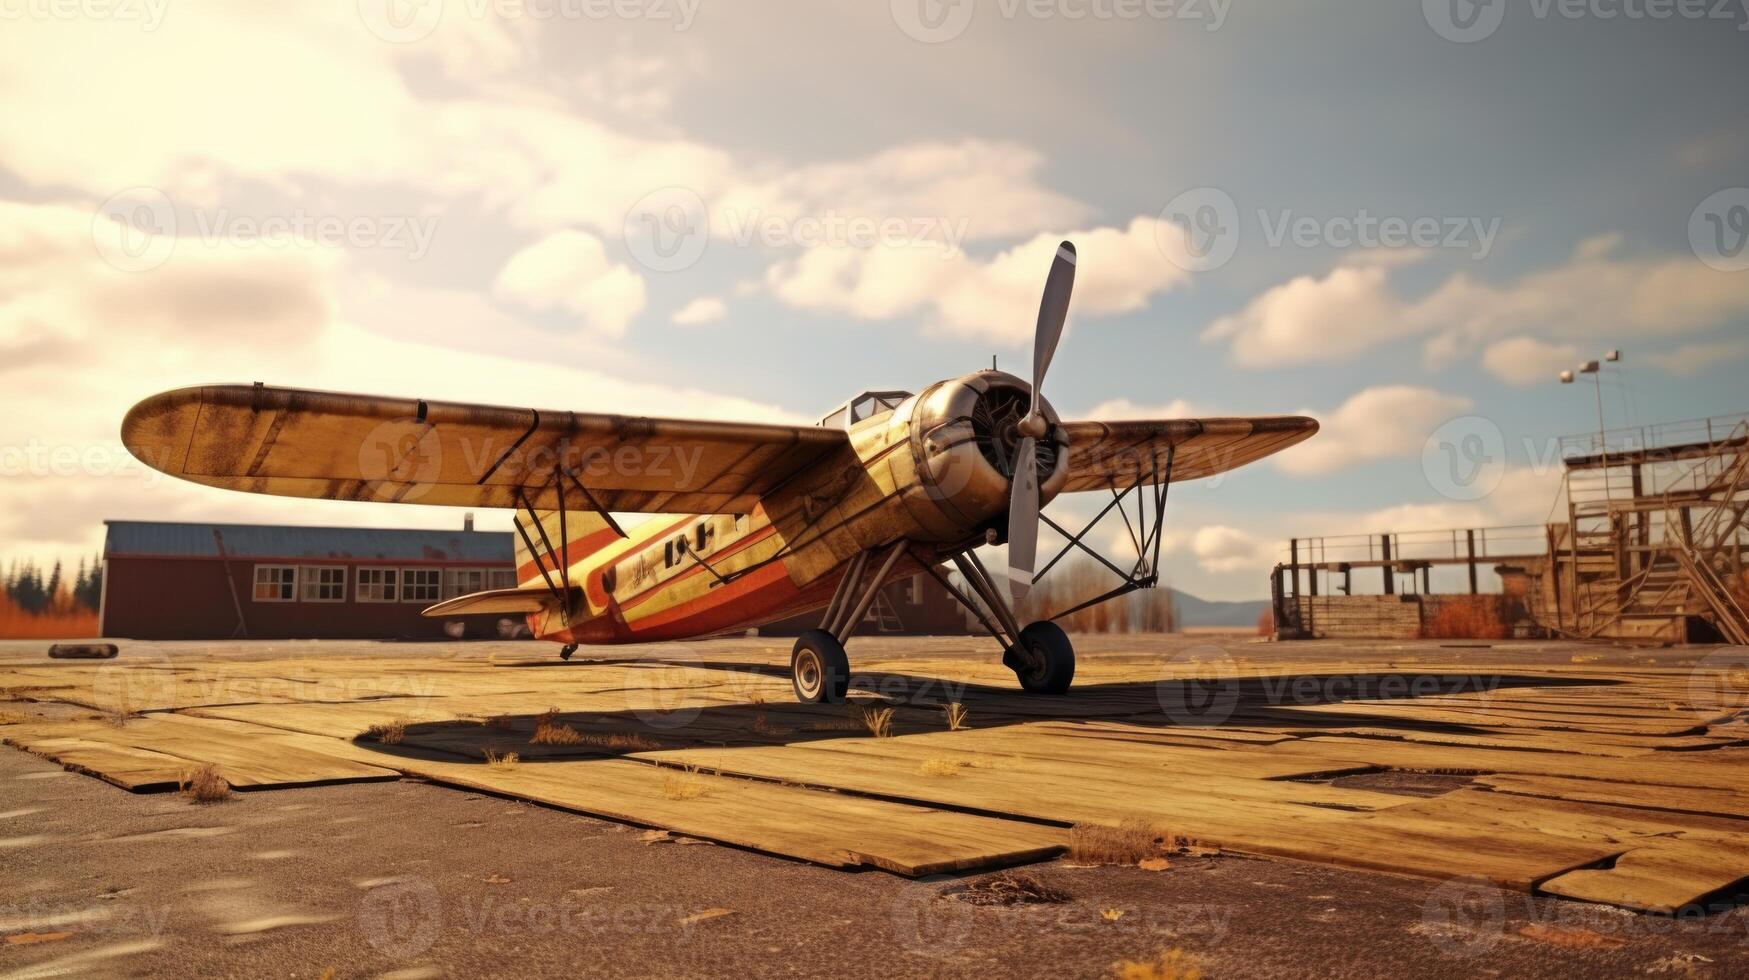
[
  {"x1": 421, "y1": 586, "x2": 577, "y2": 617},
  {"x1": 122, "y1": 384, "x2": 848, "y2": 514},
  {"x1": 1058, "y1": 416, "x2": 1318, "y2": 492}
]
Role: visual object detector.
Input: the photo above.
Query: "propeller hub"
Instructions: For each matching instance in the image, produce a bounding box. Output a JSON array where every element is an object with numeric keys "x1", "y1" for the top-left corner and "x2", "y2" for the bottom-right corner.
[{"x1": 1017, "y1": 412, "x2": 1049, "y2": 440}]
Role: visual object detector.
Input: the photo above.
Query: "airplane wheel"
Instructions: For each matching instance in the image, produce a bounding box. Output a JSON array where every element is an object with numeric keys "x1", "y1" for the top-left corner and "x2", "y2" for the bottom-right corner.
[
  {"x1": 791, "y1": 629, "x2": 850, "y2": 704},
  {"x1": 1008, "y1": 621, "x2": 1075, "y2": 694},
  {"x1": 559, "y1": 644, "x2": 577, "y2": 661}
]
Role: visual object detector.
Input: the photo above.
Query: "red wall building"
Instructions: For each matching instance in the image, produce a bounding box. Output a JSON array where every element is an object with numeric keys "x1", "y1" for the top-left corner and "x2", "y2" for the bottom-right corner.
[{"x1": 100, "y1": 520, "x2": 516, "y2": 640}]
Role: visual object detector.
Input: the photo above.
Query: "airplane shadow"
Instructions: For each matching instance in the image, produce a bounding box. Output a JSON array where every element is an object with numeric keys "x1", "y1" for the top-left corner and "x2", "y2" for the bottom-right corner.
[{"x1": 358, "y1": 659, "x2": 1624, "y2": 764}]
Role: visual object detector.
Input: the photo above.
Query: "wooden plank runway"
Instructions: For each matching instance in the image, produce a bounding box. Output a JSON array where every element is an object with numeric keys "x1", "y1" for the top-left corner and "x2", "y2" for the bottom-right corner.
[{"x1": 2, "y1": 636, "x2": 1746, "y2": 913}]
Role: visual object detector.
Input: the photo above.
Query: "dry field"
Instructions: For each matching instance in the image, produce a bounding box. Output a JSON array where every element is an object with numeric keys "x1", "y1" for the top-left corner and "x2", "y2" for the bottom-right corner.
[{"x1": 2, "y1": 633, "x2": 1747, "y2": 923}]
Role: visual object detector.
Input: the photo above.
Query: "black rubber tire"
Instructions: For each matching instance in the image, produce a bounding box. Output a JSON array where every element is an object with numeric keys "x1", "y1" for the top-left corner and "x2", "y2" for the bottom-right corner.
[
  {"x1": 791, "y1": 629, "x2": 850, "y2": 704},
  {"x1": 1010, "y1": 621, "x2": 1076, "y2": 694}
]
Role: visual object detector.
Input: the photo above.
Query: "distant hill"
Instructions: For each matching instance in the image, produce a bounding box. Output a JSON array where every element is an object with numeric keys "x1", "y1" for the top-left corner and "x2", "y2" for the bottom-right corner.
[{"x1": 1170, "y1": 589, "x2": 1268, "y2": 629}]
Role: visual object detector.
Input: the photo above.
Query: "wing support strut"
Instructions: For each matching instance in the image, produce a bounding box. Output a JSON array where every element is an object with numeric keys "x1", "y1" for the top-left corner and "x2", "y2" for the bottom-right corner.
[{"x1": 1035, "y1": 444, "x2": 1176, "y2": 623}]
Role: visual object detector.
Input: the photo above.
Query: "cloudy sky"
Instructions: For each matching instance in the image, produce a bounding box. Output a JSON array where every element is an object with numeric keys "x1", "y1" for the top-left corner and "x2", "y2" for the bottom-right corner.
[{"x1": 2, "y1": 0, "x2": 1746, "y2": 600}]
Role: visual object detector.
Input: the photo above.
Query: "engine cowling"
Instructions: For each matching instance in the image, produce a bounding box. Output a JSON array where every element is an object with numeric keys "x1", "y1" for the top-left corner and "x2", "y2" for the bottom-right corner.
[{"x1": 881, "y1": 370, "x2": 1070, "y2": 542}]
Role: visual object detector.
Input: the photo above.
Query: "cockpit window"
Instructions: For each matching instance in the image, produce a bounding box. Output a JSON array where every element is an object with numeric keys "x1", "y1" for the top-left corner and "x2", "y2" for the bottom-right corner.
[{"x1": 818, "y1": 390, "x2": 913, "y2": 429}]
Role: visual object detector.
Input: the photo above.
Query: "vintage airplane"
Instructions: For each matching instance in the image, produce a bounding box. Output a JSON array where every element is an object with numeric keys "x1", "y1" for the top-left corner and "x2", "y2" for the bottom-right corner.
[{"x1": 122, "y1": 242, "x2": 1316, "y2": 703}]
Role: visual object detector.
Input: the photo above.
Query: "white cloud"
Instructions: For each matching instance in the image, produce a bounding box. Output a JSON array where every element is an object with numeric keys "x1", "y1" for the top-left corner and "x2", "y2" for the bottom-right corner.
[
  {"x1": 671, "y1": 296, "x2": 727, "y2": 326},
  {"x1": 0, "y1": 8, "x2": 1089, "y2": 252},
  {"x1": 492, "y1": 230, "x2": 646, "y2": 336},
  {"x1": 766, "y1": 217, "x2": 1186, "y2": 343},
  {"x1": 1186, "y1": 525, "x2": 1275, "y2": 574},
  {"x1": 1479, "y1": 336, "x2": 1579, "y2": 387},
  {"x1": 1645, "y1": 338, "x2": 1749, "y2": 376},
  {"x1": 0, "y1": 200, "x2": 803, "y2": 568},
  {"x1": 1201, "y1": 234, "x2": 1749, "y2": 371},
  {"x1": 1200, "y1": 264, "x2": 1409, "y2": 368},
  {"x1": 1274, "y1": 385, "x2": 1473, "y2": 476}
]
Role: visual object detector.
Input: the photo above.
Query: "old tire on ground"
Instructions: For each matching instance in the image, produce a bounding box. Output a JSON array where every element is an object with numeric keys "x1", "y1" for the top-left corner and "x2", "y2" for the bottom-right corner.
[
  {"x1": 791, "y1": 629, "x2": 850, "y2": 704},
  {"x1": 1008, "y1": 621, "x2": 1075, "y2": 694}
]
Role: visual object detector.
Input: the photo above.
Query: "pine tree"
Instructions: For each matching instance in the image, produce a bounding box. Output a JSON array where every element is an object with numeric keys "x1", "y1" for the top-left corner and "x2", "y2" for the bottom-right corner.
[{"x1": 75, "y1": 556, "x2": 103, "y2": 612}]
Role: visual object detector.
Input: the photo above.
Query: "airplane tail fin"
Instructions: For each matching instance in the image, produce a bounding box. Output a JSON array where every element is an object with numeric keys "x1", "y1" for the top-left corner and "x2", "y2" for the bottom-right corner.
[{"x1": 512, "y1": 510, "x2": 618, "y2": 587}]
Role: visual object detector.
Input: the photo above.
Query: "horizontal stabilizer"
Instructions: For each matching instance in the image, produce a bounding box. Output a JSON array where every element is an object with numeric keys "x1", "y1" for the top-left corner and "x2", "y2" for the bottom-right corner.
[{"x1": 421, "y1": 587, "x2": 577, "y2": 618}]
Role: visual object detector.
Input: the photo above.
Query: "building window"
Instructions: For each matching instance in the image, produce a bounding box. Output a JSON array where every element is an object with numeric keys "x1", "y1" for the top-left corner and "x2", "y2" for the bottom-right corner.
[
  {"x1": 300, "y1": 566, "x2": 347, "y2": 603},
  {"x1": 445, "y1": 568, "x2": 488, "y2": 599},
  {"x1": 357, "y1": 567, "x2": 398, "y2": 603},
  {"x1": 487, "y1": 569, "x2": 516, "y2": 590},
  {"x1": 401, "y1": 568, "x2": 441, "y2": 603},
  {"x1": 253, "y1": 565, "x2": 296, "y2": 602}
]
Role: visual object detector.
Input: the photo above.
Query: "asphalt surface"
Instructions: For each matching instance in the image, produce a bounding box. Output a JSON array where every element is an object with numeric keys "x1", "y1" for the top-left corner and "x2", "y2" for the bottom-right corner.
[{"x1": 2, "y1": 746, "x2": 1746, "y2": 979}]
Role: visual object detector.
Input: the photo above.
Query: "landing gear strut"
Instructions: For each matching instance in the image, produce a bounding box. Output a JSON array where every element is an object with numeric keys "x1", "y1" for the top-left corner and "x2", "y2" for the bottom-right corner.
[
  {"x1": 915, "y1": 549, "x2": 1079, "y2": 695},
  {"x1": 791, "y1": 541, "x2": 908, "y2": 703}
]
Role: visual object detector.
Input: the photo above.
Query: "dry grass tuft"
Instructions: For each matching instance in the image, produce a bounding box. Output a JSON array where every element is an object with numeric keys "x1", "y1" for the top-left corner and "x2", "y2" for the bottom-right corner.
[
  {"x1": 1256, "y1": 608, "x2": 1274, "y2": 637},
  {"x1": 859, "y1": 705, "x2": 894, "y2": 738},
  {"x1": 943, "y1": 871, "x2": 1070, "y2": 907},
  {"x1": 942, "y1": 702, "x2": 969, "y2": 731},
  {"x1": 483, "y1": 748, "x2": 519, "y2": 770},
  {"x1": 1111, "y1": 948, "x2": 1202, "y2": 980},
  {"x1": 363, "y1": 721, "x2": 405, "y2": 745},
  {"x1": 486, "y1": 714, "x2": 517, "y2": 731},
  {"x1": 582, "y1": 731, "x2": 660, "y2": 752},
  {"x1": 1068, "y1": 820, "x2": 1177, "y2": 866},
  {"x1": 663, "y1": 765, "x2": 709, "y2": 800},
  {"x1": 0, "y1": 709, "x2": 27, "y2": 725},
  {"x1": 919, "y1": 758, "x2": 967, "y2": 778},
  {"x1": 179, "y1": 763, "x2": 230, "y2": 803},
  {"x1": 531, "y1": 709, "x2": 584, "y2": 746}
]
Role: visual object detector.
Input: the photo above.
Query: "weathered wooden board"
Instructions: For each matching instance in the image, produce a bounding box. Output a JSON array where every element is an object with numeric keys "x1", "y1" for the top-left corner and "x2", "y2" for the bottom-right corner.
[
  {"x1": 1538, "y1": 833, "x2": 1749, "y2": 913},
  {"x1": 388, "y1": 755, "x2": 1065, "y2": 876},
  {"x1": 3, "y1": 715, "x2": 400, "y2": 789}
]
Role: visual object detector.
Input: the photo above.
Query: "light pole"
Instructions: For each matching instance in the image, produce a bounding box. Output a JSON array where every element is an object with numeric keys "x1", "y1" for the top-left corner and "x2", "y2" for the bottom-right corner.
[{"x1": 1561, "y1": 348, "x2": 1621, "y2": 497}]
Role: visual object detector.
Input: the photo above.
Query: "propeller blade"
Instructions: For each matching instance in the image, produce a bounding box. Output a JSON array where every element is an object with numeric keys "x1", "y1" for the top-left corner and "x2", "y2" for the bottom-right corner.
[
  {"x1": 1007, "y1": 435, "x2": 1039, "y2": 602},
  {"x1": 1030, "y1": 241, "x2": 1076, "y2": 417}
]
